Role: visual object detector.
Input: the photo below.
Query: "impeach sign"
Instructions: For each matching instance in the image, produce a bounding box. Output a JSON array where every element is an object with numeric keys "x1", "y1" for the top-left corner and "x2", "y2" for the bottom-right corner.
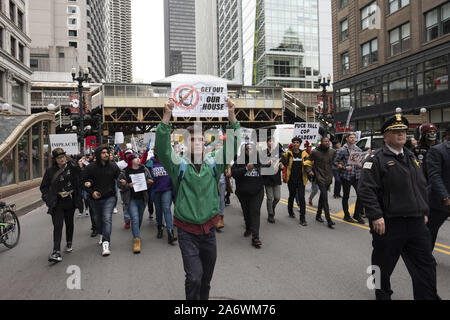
[
  {"x1": 49, "y1": 134, "x2": 79, "y2": 155},
  {"x1": 171, "y1": 82, "x2": 228, "y2": 118},
  {"x1": 293, "y1": 123, "x2": 320, "y2": 143}
]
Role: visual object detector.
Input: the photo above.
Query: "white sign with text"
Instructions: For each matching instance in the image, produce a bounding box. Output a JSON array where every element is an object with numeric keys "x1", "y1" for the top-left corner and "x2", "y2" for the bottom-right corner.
[
  {"x1": 49, "y1": 134, "x2": 79, "y2": 155},
  {"x1": 293, "y1": 123, "x2": 320, "y2": 143},
  {"x1": 171, "y1": 82, "x2": 228, "y2": 118}
]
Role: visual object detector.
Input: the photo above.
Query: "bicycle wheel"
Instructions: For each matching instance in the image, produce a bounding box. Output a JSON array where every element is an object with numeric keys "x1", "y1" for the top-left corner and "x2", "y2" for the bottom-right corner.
[{"x1": 1, "y1": 210, "x2": 20, "y2": 249}]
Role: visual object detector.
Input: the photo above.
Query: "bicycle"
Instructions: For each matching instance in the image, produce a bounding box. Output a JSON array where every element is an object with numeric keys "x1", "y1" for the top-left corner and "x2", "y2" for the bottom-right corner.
[{"x1": 0, "y1": 202, "x2": 20, "y2": 249}]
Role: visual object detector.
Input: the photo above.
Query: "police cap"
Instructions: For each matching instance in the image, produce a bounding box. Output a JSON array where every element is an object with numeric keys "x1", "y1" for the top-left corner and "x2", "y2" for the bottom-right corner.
[{"x1": 381, "y1": 114, "x2": 409, "y2": 133}]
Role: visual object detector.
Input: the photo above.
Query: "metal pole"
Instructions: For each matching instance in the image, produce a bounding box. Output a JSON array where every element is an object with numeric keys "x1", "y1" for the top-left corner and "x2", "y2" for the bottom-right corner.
[{"x1": 79, "y1": 81, "x2": 84, "y2": 154}]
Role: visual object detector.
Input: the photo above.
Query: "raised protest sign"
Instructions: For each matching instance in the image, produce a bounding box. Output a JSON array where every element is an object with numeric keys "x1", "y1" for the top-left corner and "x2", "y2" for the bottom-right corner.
[
  {"x1": 114, "y1": 132, "x2": 124, "y2": 144},
  {"x1": 171, "y1": 82, "x2": 228, "y2": 118},
  {"x1": 293, "y1": 123, "x2": 320, "y2": 143},
  {"x1": 347, "y1": 151, "x2": 366, "y2": 165},
  {"x1": 49, "y1": 134, "x2": 79, "y2": 155}
]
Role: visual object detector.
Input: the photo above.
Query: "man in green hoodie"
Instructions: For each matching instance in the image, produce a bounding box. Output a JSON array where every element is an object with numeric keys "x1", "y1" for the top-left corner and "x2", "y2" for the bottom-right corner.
[{"x1": 155, "y1": 97, "x2": 240, "y2": 300}]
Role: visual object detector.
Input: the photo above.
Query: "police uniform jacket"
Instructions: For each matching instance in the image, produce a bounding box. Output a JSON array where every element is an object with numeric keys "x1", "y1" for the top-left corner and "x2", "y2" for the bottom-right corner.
[{"x1": 358, "y1": 145, "x2": 429, "y2": 221}]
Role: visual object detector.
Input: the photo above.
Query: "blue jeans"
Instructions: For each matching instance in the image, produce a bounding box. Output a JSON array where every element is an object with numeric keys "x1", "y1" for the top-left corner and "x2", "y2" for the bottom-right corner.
[
  {"x1": 120, "y1": 191, "x2": 131, "y2": 223},
  {"x1": 128, "y1": 199, "x2": 146, "y2": 239},
  {"x1": 91, "y1": 196, "x2": 116, "y2": 243},
  {"x1": 218, "y1": 178, "x2": 226, "y2": 216},
  {"x1": 154, "y1": 190, "x2": 174, "y2": 230}
]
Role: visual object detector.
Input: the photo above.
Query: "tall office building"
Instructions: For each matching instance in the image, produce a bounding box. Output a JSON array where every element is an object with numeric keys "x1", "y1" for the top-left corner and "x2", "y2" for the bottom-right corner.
[
  {"x1": 217, "y1": 0, "x2": 243, "y2": 83},
  {"x1": 332, "y1": 0, "x2": 450, "y2": 133},
  {"x1": 164, "y1": 0, "x2": 196, "y2": 76},
  {"x1": 196, "y1": 0, "x2": 218, "y2": 76},
  {"x1": 240, "y1": 0, "x2": 331, "y2": 89},
  {"x1": 29, "y1": 0, "x2": 111, "y2": 82},
  {"x1": 110, "y1": 0, "x2": 132, "y2": 83},
  {"x1": 0, "y1": 0, "x2": 32, "y2": 114}
]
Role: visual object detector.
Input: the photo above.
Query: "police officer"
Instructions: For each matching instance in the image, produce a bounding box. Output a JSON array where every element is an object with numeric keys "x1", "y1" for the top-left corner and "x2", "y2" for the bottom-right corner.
[
  {"x1": 358, "y1": 114, "x2": 440, "y2": 300},
  {"x1": 413, "y1": 123, "x2": 439, "y2": 181}
]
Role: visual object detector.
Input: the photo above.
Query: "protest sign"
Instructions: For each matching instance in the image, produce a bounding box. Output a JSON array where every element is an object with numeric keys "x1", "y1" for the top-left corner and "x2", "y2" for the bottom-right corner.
[
  {"x1": 171, "y1": 82, "x2": 228, "y2": 118},
  {"x1": 347, "y1": 151, "x2": 366, "y2": 165},
  {"x1": 130, "y1": 173, "x2": 147, "y2": 192},
  {"x1": 114, "y1": 132, "x2": 124, "y2": 144},
  {"x1": 49, "y1": 134, "x2": 79, "y2": 155},
  {"x1": 117, "y1": 160, "x2": 128, "y2": 170},
  {"x1": 144, "y1": 132, "x2": 155, "y2": 150},
  {"x1": 293, "y1": 123, "x2": 320, "y2": 143}
]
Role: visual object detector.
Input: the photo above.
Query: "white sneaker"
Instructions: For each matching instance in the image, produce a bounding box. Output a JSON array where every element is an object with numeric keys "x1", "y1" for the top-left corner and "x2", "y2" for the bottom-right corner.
[
  {"x1": 84, "y1": 210, "x2": 89, "y2": 217},
  {"x1": 98, "y1": 235, "x2": 103, "y2": 245},
  {"x1": 77, "y1": 211, "x2": 83, "y2": 217},
  {"x1": 102, "y1": 241, "x2": 111, "y2": 256},
  {"x1": 113, "y1": 208, "x2": 118, "y2": 214}
]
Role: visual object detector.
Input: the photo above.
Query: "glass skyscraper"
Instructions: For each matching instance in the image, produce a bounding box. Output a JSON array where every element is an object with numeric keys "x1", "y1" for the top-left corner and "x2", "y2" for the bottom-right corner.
[{"x1": 242, "y1": 0, "x2": 324, "y2": 88}]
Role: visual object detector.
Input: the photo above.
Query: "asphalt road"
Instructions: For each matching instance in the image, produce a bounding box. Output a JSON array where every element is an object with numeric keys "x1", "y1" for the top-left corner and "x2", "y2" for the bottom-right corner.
[{"x1": 1, "y1": 183, "x2": 449, "y2": 300}]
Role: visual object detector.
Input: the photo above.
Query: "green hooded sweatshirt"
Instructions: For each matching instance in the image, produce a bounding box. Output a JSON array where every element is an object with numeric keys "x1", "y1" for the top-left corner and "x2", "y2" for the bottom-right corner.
[{"x1": 155, "y1": 121, "x2": 240, "y2": 224}]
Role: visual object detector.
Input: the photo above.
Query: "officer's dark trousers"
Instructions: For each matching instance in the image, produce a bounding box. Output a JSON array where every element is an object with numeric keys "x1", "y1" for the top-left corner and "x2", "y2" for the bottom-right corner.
[
  {"x1": 427, "y1": 208, "x2": 450, "y2": 250},
  {"x1": 51, "y1": 197, "x2": 75, "y2": 252},
  {"x1": 317, "y1": 184, "x2": 332, "y2": 223},
  {"x1": 342, "y1": 178, "x2": 362, "y2": 219},
  {"x1": 288, "y1": 180, "x2": 306, "y2": 218},
  {"x1": 371, "y1": 217, "x2": 439, "y2": 300},
  {"x1": 237, "y1": 189, "x2": 264, "y2": 239},
  {"x1": 178, "y1": 227, "x2": 217, "y2": 300}
]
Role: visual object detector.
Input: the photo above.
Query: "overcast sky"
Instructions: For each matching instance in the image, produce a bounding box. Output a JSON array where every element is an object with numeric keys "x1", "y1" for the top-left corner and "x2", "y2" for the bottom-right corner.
[{"x1": 132, "y1": 0, "x2": 165, "y2": 83}]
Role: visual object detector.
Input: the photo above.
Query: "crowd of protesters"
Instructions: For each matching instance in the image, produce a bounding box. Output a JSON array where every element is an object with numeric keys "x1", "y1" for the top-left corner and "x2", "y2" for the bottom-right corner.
[{"x1": 40, "y1": 98, "x2": 449, "y2": 300}]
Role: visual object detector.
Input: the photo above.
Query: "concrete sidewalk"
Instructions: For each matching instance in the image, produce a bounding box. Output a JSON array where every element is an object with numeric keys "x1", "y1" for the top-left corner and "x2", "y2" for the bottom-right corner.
[{"x1": 1, "y1": 187, "x2": 44, "y2": 217}]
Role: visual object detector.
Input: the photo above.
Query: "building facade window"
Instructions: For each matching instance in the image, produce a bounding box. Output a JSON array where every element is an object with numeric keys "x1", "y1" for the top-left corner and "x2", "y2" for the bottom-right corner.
[
  {"x1": 68, "y1": 30, "x2": 77, "y2": 37},
  {"x1": 424, "y1": 55, "x2": 448, "y2": 94},
  {"x1": 389, "y1": 0, "x2": 410, "y2": 15},
  {"x1": 9, "y1": 1, "x2": 15, "y2": 23},
  {"x1": 425, "y1": 2, "x2": 450, "y2": 42},
  {"x1": 0, "y1": 71, "x2": 4, "y2": 97},
  {"x1": 18, "y1": 43, "x2": 23, "y2": 62},
  {"x1": 361, "y1": 1, "x2": 377, "y2": 30},
  {"x1": 361, "y1": 38, "x2": 378, "y2": 67},
  {"x1": 30, "y1": 59, "x2": 38, "y2": 68},
  {"x1": 68, "y1": 18, "x2": 77, "y2": 25},
  {"x1": 340, "y1": 0, "x2": 348, "y2": 9},
  {"x1": 340, "y1": 19, "x2": 348, "y2": 41},
  {"x1": 17, "y1": 9, "x2": 23, "y2": 31},
  {"x1": 341, "y1": 52, "x2": 349, "y2": 75},
  {"x1": 10, "y1": 36, "x2": 15, "y2": 57},
  {"x1": 69, "y1": 41, "x2": 77, "y2": 48},
  {"x1": 12, "y1": 79, "x2": 23, "y2": 105},
  {"x1": 389, "y1": 22, "x2": 411, "y2": 56},
  {"x1": 68, "y1": 6, "x2": 77, "y2": 14},
  {"x1": 0, "y1": 26, "x2": 3, "y2": 49}
]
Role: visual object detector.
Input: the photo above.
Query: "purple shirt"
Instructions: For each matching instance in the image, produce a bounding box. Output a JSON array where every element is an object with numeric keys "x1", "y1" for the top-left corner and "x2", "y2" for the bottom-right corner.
[{"x1": 148, "y1": 157, "x2": 172, "y2": 193}]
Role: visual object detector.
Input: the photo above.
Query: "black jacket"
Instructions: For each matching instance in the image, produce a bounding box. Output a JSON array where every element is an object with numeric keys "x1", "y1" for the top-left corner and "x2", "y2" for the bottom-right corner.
[
  {"x1": 427, "y1": 141, "x2": 450, "y2": 210},
  {"x1": 40, "y1": 161, "x2": 83, "y2": 215},
  {"x1": 262, "y1": 145, "x2": 283, "y2": 186},
  {"x1": 358, "y1": 145, "x2": 429, "y2": 221},
  {"x1": 232, "y1": 153, "x2": 269, "y2": 196},
  {"x1": 82, "y1": 149, "x2": 121, "y2": 200}
]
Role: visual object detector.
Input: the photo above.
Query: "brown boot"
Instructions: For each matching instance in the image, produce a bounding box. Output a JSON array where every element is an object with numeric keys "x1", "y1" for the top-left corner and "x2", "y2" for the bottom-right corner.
[
  {"x1": 133, "y1": 238, "x2": 141, "y2": 254},
  {"x1": 216, "y1": 215, "x2": 225, "y2": 230}
]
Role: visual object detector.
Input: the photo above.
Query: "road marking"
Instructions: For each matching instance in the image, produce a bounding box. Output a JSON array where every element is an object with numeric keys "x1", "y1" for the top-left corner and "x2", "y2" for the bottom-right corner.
[{"x1": 272, "y1": 197, "x2": 450, "y2": 256}]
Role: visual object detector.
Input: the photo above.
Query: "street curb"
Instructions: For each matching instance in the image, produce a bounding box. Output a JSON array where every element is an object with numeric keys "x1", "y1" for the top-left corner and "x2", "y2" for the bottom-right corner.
[{"x1": 16, "y1": 200, "x2": 44, "y2": 217}]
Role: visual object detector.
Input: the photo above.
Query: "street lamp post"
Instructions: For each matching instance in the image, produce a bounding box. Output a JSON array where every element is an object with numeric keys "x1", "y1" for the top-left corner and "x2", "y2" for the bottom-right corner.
[
  {"x1": 318, "y1": 73, "x2": 332, "y2": 137},
  {"x1": 72, "y1": 67, "x2": 90, "y2": 154}
]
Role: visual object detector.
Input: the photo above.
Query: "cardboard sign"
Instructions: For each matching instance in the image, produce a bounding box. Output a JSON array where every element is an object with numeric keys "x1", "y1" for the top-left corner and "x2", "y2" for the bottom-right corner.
[
  {"x1": 114, "y1": 132, "x2": 124, "y2": 144},
  {"x1": 144, "y1": 132, "x2": 155, "y2": 150},
  {"x1": 171, "y1": 82, "x2": 228, "y2": 118},
  {"x1": 293, "y1": 123, "x2": 320, "y2": 143},
  {"x1": 49, "y1": 134, "x2": 79, "y2": 155}
]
